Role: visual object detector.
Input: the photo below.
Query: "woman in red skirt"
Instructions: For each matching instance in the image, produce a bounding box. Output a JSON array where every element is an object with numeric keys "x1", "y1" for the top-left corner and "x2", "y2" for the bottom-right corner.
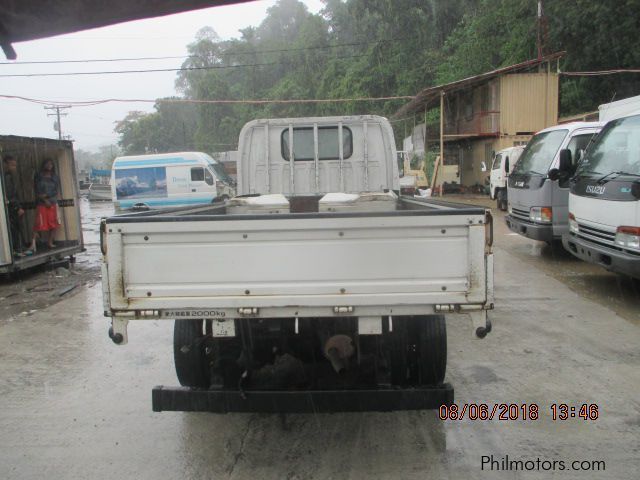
[{"x1": 30, "y1": 158, "x2": 60, "y2": 251}]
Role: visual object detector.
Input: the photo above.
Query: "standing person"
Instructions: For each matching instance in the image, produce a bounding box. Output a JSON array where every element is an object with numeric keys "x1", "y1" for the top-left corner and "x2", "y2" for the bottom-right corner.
[
  {"x1": 30, "y1": 158, "x2": 60, "y2": 251},
  {"x1": 2, "y1": 155, "x2": 28, "y2": 256}
]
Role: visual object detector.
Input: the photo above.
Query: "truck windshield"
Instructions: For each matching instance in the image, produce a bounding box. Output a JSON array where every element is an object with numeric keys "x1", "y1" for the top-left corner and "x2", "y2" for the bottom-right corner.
[
  {"x1": 512, "y1": 129, "x2": 568, "y2": 175},
  {"x1": 491, "y1": 154, "x2": 502, "y2": 170},
  {"x1": 575, "y1": 114, "x2": 640, "y2": 177}
]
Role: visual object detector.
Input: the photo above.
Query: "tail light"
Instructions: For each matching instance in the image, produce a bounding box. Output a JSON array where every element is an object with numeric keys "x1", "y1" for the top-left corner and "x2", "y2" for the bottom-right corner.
[{"x1": 615, "y1": 226, "x2": 640, "y2": 251}]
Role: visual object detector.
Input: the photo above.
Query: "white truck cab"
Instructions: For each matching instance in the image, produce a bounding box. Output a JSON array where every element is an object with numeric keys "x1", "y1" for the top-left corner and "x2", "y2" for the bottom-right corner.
[
  {"x1": 563, "y1": 110, "x2": 640, "y2": 278},
  {"x1": 489, "y1": 146, "x2": 524, "y2": 210},
  {"x1": 505, "y1": 122, "x2": 602, "y2": 244},
  {"x1": 236, "y1": 116, "x2": 398, "y2": 196}
]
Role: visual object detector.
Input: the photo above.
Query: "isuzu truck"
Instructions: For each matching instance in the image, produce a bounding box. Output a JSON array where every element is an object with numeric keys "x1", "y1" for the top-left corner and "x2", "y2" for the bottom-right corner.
[
  {"x1": 100, "y1": 115, "x2": 494, "y2": 413},
  {"x1": 562, "y1": 110, "x2": 640, "y2": 278},
  {"x1": 505, "y1": 122, "x2": 602, "y2": 245}
]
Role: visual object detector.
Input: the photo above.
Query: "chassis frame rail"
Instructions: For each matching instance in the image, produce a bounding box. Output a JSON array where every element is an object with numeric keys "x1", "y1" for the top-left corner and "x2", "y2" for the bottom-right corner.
[{"x1": 152, "y1": 384, "x2": 454, "y2": 413}]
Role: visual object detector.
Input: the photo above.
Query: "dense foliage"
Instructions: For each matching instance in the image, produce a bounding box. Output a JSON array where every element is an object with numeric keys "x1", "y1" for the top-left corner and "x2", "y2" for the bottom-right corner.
[{"x1": 116, "y1": 0, "x2": 640, "y2": 155}]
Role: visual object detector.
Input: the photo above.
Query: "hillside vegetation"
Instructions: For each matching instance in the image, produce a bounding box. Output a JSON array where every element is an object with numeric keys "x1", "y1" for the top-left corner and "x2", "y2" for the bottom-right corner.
[{"x1": 116, "y1": 0, "x2": 640, "y2": 154}]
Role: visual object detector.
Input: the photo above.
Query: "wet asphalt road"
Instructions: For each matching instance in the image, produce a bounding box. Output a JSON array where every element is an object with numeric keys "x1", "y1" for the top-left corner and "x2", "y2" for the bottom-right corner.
[{"x1": 0, "y1": 197, "x2": 639, "y2": 479}]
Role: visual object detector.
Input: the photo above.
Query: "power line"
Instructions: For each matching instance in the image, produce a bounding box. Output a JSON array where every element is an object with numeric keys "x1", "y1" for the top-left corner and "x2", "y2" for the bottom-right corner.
[
  {"x1": 561, "y1": 69, "x2": 640, "y2": 77},
  {"x1": 0, "y1": 37, "x2": 406, "y2": 66},
  {"x1": 0, "y1": 53, "x2": 368, "y2": 78},
  {"x1": 0, "y1": 55, "x2": 194, "y2": 65},
  {"x1": 0, "y1": 93, "x2": 415, "y2": 108}
]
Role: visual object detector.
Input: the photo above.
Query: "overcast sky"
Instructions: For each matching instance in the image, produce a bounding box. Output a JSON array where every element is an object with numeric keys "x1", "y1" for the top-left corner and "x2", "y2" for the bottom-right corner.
[{"x1": 0, "y1": 0, "x2": 323, "y2": 152}]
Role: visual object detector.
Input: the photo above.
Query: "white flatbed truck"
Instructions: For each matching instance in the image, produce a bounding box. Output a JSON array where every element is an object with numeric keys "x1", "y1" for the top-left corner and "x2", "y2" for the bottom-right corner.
[{"x1": 100, "y1": 116, "x2": 494, "y2": 412}]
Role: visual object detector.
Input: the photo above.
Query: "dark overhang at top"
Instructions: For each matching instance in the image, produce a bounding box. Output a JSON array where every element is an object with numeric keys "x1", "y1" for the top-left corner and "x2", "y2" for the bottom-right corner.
[
  {"x1": 394, "y1": 52, "x2": 565, "y2": 118},
  {"x1": 0, "y1": 0, "x2": 253, "y2": 59}
]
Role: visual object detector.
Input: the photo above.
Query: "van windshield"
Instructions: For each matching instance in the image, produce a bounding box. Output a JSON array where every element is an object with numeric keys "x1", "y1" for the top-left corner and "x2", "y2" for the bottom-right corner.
[
  {"x1": 209, "y1": 162, "x2": 233, "y2": 184},
  {"x1": 575, "y1": 114, "x2": 640, "y2": 177},
  {"x1": 201, "y1": 155, "x2": 233, "y2": 184},
  {"x1": 512, "y1": 129, "x2": 568, "y2": 175}
]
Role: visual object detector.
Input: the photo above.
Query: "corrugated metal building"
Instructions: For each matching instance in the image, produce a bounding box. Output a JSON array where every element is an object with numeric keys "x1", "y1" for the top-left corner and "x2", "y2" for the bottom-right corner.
[{"x1": 395, "y1": 53, "x2": 563, "y2": 190}]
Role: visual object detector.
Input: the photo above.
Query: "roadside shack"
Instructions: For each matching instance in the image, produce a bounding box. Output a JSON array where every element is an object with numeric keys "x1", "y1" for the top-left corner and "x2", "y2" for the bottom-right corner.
[{"x1": 0, "y1": 135, "x2": 83, "y2": 274}]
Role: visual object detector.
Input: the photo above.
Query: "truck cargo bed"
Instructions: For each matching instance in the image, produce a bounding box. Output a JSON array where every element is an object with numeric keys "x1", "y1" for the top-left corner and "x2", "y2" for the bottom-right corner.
[{"x1": 102, "y1": 196, "x2": 492, "y2": 329}]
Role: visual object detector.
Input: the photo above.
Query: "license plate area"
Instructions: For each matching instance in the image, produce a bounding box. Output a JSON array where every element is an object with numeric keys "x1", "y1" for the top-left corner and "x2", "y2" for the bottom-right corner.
[
  {"x1": 209, "y1": 319, "x2": 235, "y2": 337},
  {"x1": 162, "y1": 309, "x2": 236, "y2": 337}
]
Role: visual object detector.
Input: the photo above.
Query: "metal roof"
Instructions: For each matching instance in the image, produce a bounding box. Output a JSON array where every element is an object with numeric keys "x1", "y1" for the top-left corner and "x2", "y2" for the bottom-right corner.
[
  {"x1": 0, "y1": 0, "x2": 252, "y2": 59},
  {"x1": 394, "y1": 52, "x2": 565, "y2": 118}
]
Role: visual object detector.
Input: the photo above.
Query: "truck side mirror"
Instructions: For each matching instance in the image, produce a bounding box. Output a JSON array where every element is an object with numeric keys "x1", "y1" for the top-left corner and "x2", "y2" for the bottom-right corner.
[
  {"x1": 558, "y1": 149, "x2": 572, "y2": 172},
  {"x1": 481, "y1": 161, "x2": 487, "y2": 172},
  {"x1": 504, "y1": 157, "x2": 510, "y2": 174}
]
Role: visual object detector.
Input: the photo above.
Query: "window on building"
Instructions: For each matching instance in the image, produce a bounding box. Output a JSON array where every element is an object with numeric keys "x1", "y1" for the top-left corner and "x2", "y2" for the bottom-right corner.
[
  {"x1": 481, "y1": 86, "x2": 490, "y2": 112},
  {"x1": 281, "y1": 126, "x2": 353, "y2": 161},
  {"x1": 464, "y1": 93, "x2": 474, "y2": 121}
]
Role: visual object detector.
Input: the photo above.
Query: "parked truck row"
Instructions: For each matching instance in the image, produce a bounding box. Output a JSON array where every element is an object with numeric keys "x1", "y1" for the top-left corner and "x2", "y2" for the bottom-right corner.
[{"x1": 504, "y1": 95, "x2": 640, "y2": 279}]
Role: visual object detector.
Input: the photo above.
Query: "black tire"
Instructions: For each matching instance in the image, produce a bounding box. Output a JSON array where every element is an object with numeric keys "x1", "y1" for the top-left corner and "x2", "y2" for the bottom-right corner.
[
  {"x1": 416, "y1": 315, "x2": 447, "y2": 385},
  {"x1": 497, "y1": 189, "x2": 507, "y2": 211},
  {"x1": 173, "y1": 319, "x2": 209, "y2": 388},
  {"x1": 387, "y1": 317, "x2": 410, "y2": 386}
]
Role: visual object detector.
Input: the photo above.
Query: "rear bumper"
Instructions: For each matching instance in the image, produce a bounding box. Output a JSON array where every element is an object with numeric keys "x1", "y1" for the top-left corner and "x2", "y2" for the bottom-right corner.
[
  {"x1": 505, "y1": 215, "x2": 553, "y2": 242},
  {"x1": 562, "y1": 234, "x2": 640, "y2": 278},
  {"x1": 152, "y1": 384, "x2": 454, "y2": 413}
]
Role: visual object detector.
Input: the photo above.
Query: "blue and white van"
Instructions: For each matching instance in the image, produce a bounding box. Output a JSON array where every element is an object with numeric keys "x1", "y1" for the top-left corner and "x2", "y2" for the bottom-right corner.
[{"x1": 111, "y1": 152, "x2": 235, "y2": 210}]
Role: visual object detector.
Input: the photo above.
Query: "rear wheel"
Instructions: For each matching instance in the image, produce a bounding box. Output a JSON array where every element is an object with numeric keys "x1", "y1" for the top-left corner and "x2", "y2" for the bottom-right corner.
[
  {"x1": 386, "y1": 315, "x2": 447, "y2": 386},
  {"x1": 416, "y1": 315, "x2": 447, "y2": 385},
  {"x1": 173, "y1": 319, "x2": 209, "y2": 388}
]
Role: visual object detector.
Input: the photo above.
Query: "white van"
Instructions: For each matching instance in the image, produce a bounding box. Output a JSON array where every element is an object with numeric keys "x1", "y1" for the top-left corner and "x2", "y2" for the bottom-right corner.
[
  {"x1": 489, "y1": 145, "x2": 524, "y2": 210},
  {"x1": 111, "y1": 152, "x2": 235, "y2": 210}
]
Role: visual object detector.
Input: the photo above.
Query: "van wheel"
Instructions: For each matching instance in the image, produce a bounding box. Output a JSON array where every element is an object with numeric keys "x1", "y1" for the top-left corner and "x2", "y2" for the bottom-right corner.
[
  {"x1": 497, "y1": 190, "x2": 508, "y2": 211},
  {"x1": 415, "y1": 315, "x2": 447, "y2": 385},
  {"x1": 173, "y1": 319, "x2": 209, "y2": 388}
]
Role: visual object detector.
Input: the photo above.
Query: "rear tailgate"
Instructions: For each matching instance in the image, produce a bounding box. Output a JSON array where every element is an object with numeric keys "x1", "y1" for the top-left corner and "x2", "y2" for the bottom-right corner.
[{"x1": 103, "y1": 207, "x2": 491, "y2": 317}]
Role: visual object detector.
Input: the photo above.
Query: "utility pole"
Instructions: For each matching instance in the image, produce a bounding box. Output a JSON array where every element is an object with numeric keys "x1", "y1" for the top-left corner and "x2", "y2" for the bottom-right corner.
[
  {"x1": 44, "y1": 105, "x2": 71, "y2": 140},
  {"x1": 536, "y1": 0, "x2": 548, "y2": 61}
]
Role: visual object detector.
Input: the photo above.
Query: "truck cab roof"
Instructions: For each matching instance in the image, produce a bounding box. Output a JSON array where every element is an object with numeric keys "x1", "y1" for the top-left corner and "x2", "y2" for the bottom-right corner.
[
  {"x1": 237, "y1": 115, "x2": 399, "y2": 196},
  {"x1": 537, "y1": 121, "x2": 604, "y2": 135}
]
